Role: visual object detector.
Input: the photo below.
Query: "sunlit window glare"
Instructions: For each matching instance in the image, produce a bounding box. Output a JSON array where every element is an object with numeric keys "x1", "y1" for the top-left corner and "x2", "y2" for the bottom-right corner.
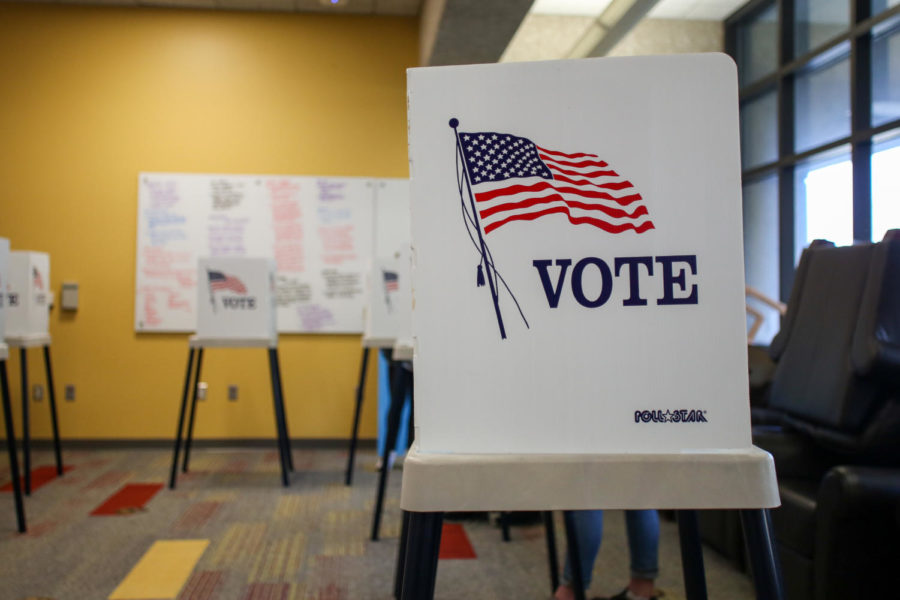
[{"x1": 798, "y1": 143, "x2": 899, "y2": 247}]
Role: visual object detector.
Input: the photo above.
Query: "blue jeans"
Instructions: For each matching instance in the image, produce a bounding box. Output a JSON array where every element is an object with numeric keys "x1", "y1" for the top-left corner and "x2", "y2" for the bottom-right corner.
[{"x1": 562, "y1": 510, "x2": 660, "y2": 587}]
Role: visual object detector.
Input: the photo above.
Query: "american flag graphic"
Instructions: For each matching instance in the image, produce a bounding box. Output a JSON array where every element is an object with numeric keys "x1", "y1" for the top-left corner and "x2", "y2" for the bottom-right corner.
[
  {"x1": 457, "y1": 131, "x2": 654, "y2": 235},
  {"x1": 207, "y1": 270, "x2": 247, "y2": 294},
  {"x1": 32, "y1": 267, "x2": 44, "y2": 291},
  {"x1": 383, "y1": 270, "x2": 399, "y2": 292}
]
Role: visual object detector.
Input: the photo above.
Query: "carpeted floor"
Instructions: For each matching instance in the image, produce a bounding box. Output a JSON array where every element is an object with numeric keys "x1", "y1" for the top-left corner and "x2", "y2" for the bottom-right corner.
[{"x1": 0, "y1": 447, "x2": 756, "y2": 600}]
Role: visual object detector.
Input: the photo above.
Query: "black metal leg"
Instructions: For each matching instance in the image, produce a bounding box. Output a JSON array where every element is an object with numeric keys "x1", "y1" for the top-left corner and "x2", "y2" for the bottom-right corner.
[
  {"x1": 267, "y1": 348, "x2": 290, "y2": 487},
  {"x1": 271, "y1": 347, "x2": 293, "y2": 472},
  {"x1": 677, "y1": 510, "x2": 709, "y2": 600},
  {"x1": 543, "y1": 511, "x2": 560, "y2": 594},
  {"x1": 42, "y1": 345, "x2": 63, "y2": 476},
  {"x1": 394, "y1": 510, "x2": 412, "y2": 599},
  {"x1": 563, "y1": 511, "x2": 587, "y2": 600},
  {"x1": 740, "y1": 509, "x2": 785, "y2": 600},
  {"x1": 169, "y1": 347, "x2": 195, "y2": 489},
  {"x1": 371, "y1": 360, "x2": 408, "y2": 541},
  {"x1": 1, "y1": 360, "x2": 26, "y2": 532},
  {"x1": 345, "y1": 346, "x2": 370, "y2": 486},
  {"x1": 182, "y1": 347, "x2": 204, "y2": 473},
  {"x1": 19, "y1": 348, "x2": 30, "y2": 496},
  {"x1": 500, "y1": 512, "x2": 511, "y2": 541},
  {"x1": 400, "y1": 512, "x2": 444, "y2": 600}
]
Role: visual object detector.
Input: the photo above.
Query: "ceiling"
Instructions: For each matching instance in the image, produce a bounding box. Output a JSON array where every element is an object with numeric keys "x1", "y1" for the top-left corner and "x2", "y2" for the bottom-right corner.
[{"x1": 3, "y1": 0, "x2": 751, "y2": 63}]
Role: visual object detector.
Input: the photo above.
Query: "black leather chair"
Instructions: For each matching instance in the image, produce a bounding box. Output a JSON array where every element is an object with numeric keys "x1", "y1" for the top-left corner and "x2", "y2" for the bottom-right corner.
[{"x1": 701, "y1": 231, "x2": 900, "y2": 599}]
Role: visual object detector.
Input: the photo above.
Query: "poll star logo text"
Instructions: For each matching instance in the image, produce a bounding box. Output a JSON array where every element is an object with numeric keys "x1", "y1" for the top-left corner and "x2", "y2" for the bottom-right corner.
[{"x1": 635, "y1": 409, "x2": 709, "y2": 423}]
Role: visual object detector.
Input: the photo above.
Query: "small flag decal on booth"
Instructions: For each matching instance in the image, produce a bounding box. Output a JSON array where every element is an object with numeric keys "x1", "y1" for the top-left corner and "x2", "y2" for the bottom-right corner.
[
  {"x1": 207, "y1": 270, "x2": 247, "y2": 294},
  {"x1": 32, "y1": 266, "x2": 43, "y2": 291}
]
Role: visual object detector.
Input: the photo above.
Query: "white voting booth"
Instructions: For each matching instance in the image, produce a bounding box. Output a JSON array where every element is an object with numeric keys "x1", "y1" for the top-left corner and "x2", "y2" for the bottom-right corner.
[
  {"x1": 4, "y1": 249, "x2": 64, "y2": 501},
  {"x1": 395, "y1": 54, "x2": 782, "y2": 600},
  {"x1": 0, "y1": 239, "x2": 23, "y2": 533},
  {"x1": 345, "y1": 183, "x2": 412, "y2": 487},
  {"x1": 170, "y1": 257, "x2": 292, "y2": 488}
]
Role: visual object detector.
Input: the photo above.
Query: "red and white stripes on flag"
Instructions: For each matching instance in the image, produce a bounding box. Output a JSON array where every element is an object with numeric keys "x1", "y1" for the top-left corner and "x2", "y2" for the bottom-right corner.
[{"x1": 457, "y1": 130, "x2": 655, "y2": 235}]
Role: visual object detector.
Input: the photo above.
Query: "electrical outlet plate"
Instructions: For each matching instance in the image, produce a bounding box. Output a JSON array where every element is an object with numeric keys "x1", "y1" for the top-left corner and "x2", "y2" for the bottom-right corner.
[
  {"x1": 228, "y1": 385, "x2": 239, "y2": 401},
  {"x1": 33, "y1": 384, "x2": 43, "y2": 401},
  {"x1": 197, "y1": 382, "x2": 208, "y2": 400},
  {"x1": 65, "y1": 385, "x2": 75, "y2": 401}
]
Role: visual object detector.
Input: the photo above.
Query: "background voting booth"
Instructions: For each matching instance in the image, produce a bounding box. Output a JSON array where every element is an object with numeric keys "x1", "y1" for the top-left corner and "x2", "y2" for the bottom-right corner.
[
  {"x1": 396, "y1": 54, "x2": 783, "y2": 600},
  {"x1": 0, "y1": 239, "x2": 26, "y2": 533},
  {"x1": 168, "y1": 257, "x2": 295, "y2": 488},
  {"x1": 5, "y1": 250, "x2": 64, "y2": 501},
  {"x1": 345, "y1": 183, "x2": 412, "y2": 488}
]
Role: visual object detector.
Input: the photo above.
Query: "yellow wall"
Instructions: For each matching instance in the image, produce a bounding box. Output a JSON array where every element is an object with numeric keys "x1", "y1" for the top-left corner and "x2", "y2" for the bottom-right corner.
[{"x1": 0, "y1": 3, "x2": 416, "y2": 440}]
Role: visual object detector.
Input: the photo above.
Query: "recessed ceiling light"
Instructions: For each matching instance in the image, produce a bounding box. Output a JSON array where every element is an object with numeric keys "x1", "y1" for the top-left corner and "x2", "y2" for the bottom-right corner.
[{"x1": 319, "y1": 0, "x2": 347, "y2": 7}]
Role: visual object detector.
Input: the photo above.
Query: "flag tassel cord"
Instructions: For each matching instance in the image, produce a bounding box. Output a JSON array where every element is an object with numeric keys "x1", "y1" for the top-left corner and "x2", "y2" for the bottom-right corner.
[
  {"x1": 451, "y1": 120, "x2": 506, "y2": 339},
  {"x1": 451, "y1": 118, "x2": 531, "y2": 339}
]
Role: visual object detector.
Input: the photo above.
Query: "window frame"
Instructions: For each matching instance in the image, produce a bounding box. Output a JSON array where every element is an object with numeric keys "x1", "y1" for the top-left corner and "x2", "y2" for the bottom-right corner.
[{"x1": 727, "y1": 0, "x2": 900, "y2": 299}]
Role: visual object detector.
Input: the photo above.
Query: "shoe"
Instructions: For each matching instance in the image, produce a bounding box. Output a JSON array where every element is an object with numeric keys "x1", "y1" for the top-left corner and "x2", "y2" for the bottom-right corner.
[{"x1": 591, "y1": 589, "x2": 661, "y2": 600}]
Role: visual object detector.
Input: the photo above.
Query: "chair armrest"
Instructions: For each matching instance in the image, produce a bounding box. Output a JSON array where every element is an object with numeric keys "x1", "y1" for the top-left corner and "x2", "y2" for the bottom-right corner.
[{"x1": 752, "y1": 426, "x2": 835, "y2": 481}]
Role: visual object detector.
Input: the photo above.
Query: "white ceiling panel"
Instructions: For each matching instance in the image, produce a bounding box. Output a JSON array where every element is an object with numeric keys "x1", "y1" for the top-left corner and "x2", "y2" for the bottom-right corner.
[{"x1": 649, "y1": 0, "x2": 746, "y2": 20}]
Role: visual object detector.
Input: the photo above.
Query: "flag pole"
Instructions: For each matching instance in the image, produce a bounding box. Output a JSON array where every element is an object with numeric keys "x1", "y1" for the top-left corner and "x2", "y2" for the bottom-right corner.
[
  {"x1": 206, "y1": 268, "x2": 215, "y2": 312},
  {"x1": 450, "y1": 118, "x2": 507, "y2": 340}
]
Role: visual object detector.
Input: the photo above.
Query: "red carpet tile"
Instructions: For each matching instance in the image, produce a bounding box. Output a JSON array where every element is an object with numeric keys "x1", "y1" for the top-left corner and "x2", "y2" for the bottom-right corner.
[
  {"x1": 178, "y1": 570, "x2": 224, "y2": 600},
  {"x1": 1, "y1": 465, "x2": 74, "y2": 492},
  {"x1": 90, "y1": 483, "x2": 164, "y2": 515},
  {"x1": 241, "y1": 583, "x2": 290, "y2": 600},
  {"x1": 439, "y1": 523, "x2": 477, "y2": 559}
]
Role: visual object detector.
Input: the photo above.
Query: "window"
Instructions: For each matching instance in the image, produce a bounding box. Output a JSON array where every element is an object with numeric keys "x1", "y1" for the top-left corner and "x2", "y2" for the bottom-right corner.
[{"x1": 729, "y1": 0, "x2": 900, "y2": 311}]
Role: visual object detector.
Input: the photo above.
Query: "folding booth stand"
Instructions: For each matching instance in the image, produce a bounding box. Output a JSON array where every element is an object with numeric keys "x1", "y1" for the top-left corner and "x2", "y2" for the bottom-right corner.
[
  {"x1": 169, "y1": 257, "x2": 293, "y2": 488},
  {"x1": 0, "y1": 341, "x2": 26, "y2": 532},
  {"x1": 369, "y1": 339, "x2": 414, "y2": 541},
  {"x1": 6, "y1": 250, "x2": 63, "y2": 497},
  {"x1": 169, "y1": 335, "x2": 292, "y2": 488},
  {"x1": 396, "y1": 450, "x2": 783, "y2": 600}
]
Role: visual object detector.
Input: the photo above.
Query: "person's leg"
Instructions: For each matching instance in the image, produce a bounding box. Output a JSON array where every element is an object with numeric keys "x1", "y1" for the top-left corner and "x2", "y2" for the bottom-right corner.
[
  {"x1": 623, "y1": 509, "x2": 660, "y2": 598},
  {"x1": 555, "y1": 510, "x2": 604, "y2": 600}
]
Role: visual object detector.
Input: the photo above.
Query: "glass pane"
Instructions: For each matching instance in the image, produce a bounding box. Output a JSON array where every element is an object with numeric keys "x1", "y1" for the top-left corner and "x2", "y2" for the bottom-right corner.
[
  {"x1": 873, "y1": 0, "x2": 900, "y2": 17},
  {"x1": 795, "y1": 0, "x2": 850, "y2": 56},
  {"x1": 741, "y1": 90, "x2": 779, "y2": 169},
  {"x1": 872, "y1": 20, "x2": 900, "y2": 126},
  {"x1": 872, "y1": 134, "x2": 900, "y2": 241},
  {"x1": 743, "y1": 174, "x2": 781, "y2": 345},
  {"x1": 794, "y1": 146, "x2": 853, "y2": 262},
  {"x1": 736, "y1": 4, "x2": 779, "y2": 87},
  {"x1": 794, "y1": 48, "x2": 850, "y2": 153}
]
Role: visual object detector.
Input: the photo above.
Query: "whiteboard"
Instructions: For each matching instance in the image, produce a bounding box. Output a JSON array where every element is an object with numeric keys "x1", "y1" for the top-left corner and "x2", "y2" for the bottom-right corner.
[{"x1": 135, "y1": 172, "x2": 407, "y2": 334}]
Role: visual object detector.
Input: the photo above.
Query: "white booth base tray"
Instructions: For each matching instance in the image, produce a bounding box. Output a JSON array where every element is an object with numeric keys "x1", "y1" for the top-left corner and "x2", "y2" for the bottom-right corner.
[
  {"x1": 6, "y1": 333, "x2": 51, "y2": 349},
  {"x1": 400, "y1": 445, "x2": 779, "y2": 512},
  {"x1": 189, "y1": 335, "x2": 277, "y2": 349}
]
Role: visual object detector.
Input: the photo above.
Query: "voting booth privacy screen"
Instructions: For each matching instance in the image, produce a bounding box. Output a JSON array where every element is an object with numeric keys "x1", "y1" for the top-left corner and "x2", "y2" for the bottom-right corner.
[
  {"x1": 364, "y1": 247, "x2": 413, "y2": 345},
  {"x1": 7, "y1": 251, "x2": 50, "y2": 338},
  {"x1": 197, "y1": 258, "x2": 277, "y2": 342},
  {"x1": 408, "y1": 54, "x2": 752, "y2": 455}
]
